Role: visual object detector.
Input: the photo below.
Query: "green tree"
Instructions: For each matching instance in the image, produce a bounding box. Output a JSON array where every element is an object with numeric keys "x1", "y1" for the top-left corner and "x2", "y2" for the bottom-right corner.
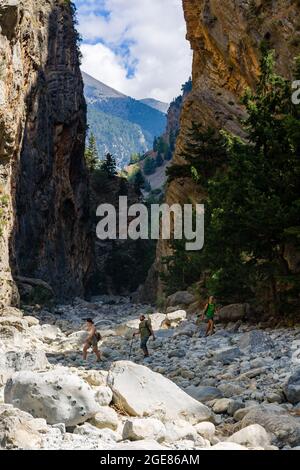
[
  {"x1": 143, "y1": 156, "x2": 156, "y2": 175},
  {"x1": 134, "y1": 169, "x2": 146, "y2": 195},
  {"x1": 156, "y1": 153, "x2": 164, "y2": 167},
  {"x1": 100, "y1": 153, "x2": 117, "y2": 178},
  {"x1": 204, "y1": 47, "x2": 300, "y2": 313},
  {"x1": 85, "y1": 133, "x2": 99, "y2": 172}
]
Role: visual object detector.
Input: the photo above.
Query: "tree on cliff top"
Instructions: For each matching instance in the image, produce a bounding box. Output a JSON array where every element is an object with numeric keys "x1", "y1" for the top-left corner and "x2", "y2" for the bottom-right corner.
[{"x1": 85, "y1": 133, "x2": 99, "y2": 172}]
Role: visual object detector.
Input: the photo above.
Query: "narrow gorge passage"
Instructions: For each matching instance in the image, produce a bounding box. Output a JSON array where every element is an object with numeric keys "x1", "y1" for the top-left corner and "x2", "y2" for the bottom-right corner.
[{"x1": 0, "y1": 0, "x2": 300, "y2": 453}]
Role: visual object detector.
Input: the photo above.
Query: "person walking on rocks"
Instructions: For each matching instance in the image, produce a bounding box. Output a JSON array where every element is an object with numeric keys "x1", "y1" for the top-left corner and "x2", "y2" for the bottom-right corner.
[
  {"x1": 202, "y1": 296, "x2": 217, "y2": 337},
  {"x1": 133, "y1": 315, "x2": 155, "y2": 358},
  {"x1": 83, "y1": 318, "x2": 102, "y2": 362}
]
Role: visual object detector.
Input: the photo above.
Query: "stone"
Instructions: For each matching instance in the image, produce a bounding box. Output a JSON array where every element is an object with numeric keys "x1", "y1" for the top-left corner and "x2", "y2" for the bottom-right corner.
[
  {"x1": 167, "y1": 291, "x2": 195, "y2": 307},
  {"x1": 0, "y1": 350, "x2": 49, "y2": 375},
  {"x1": 89, "y1": 407, "x2": 119, "y2": 431},
  {"x1": 107, "y1": 361, "x2": 211, "y2": 424},
  {"x1": 4, "y1": 369, "x2": 100, "y2": 426},
  {"x1": 94, "y1": 386, "x2": 113, "y2": 407},
  {"x1": 210, "y1": 442, "x2": 248, "y2": 450},
  {"x1": 164, "y1": 420, "x2": 203, "y2": 444},
  {"x1": 213, "y1": 398, "x2": 234, "y2": 414},
  {"x1": 227, "y1": 399, "x2": 245, "y2": 416},
  {"x1": 24, "y1": 316, "x2": 40, "y2": 326},
  {"x1": 227, "y1": 424, "x2": 271, "y2": 449},
  {"x1": 194, "y1": 422, "x2": 216, "y2": 440},
  {"x1": 123, "y1": 418, "x2": 166, "y2": 442},
  {"x1": 166, "y1": 310, "x2": 187, "y2": 324},
  {"x1": 73, "y1": 423, "x2": 118, "y2": 445},
  {"x1": 218, "y1": 304, "x2": 248, "y2": 322},
  {"x1": 0, "y1": 404, "x2": 53, "y2": 450},
  {"x1": 239, "y1": 330, "x2": 274, "y2": 353},
  {"x1": 218, "y1": 382, "x2": 244, "y2": 398},
  {"x1": 284, "y1": 368, "x2": 300, "y2": 404},
  {"x1": 213, "y1": 347, "x2": 241, "y2": 365},
  {"x1": 185, "y1": 385, "x2": 223, "y2": 403},
  {"x1": 113, "y1": 440, "x2": 168, "y2": 450},
  {"x1": 241, "y1": 404, "x2": 300, "y2": 448}
]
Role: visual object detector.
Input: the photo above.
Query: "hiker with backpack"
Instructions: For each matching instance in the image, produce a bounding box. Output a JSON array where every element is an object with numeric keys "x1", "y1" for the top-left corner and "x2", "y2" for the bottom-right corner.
[
  {"x1": 133, "y1": 314, "x2": 156, "y2": 358},
  {"x1": 83, "y1": 318, "x2": 102, "y2": 362}
]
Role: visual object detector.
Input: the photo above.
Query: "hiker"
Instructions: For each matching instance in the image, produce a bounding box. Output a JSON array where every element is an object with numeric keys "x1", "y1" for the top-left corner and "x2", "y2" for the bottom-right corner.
[
  {"x1": 133, "y1": 315, "x2": 156, "y2": 357},
  {"x1": 83, "y1": 318, "x2": 102, "y2": 362},
  {"x1": 202, "y1": 296, "x2": 217, "y2": 337}
]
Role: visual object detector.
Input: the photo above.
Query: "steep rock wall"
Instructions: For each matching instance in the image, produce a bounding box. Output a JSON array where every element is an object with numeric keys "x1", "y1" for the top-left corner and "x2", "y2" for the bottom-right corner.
[
  {"x1": 146, "y1": 0, "x2": 300, "y2": 302},
  {"x1": 0, "y1": 0, "x2": 93, "y2": 305}
]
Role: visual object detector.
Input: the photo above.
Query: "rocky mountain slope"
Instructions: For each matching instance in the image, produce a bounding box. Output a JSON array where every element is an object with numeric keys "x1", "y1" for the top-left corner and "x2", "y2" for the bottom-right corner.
[
  {"x1": 148, "y1": 0, "x2": 300, "y2": 303},
  {"x1": 83, "y1": 71, "x2": 167, "y2": 167},
  {"x1": 0, "y1": 0, "x2": 93, "y2": 305}
]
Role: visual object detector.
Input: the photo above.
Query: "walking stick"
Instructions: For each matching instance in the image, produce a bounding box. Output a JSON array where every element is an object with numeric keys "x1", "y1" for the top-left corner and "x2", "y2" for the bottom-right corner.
[{"x1": 128, "y1": 336, "x2": 134, "y2": 360}]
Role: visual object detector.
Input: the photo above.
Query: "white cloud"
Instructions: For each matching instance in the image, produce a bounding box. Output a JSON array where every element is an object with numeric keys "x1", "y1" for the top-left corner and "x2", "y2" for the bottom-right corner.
[{"x1": 76, "y1": 0, "x2": 192, "y2": 102}]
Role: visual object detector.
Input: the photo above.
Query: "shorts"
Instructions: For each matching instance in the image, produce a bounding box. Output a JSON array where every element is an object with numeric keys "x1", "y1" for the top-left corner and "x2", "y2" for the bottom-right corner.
[{"x1": 88, "y1": 336, "x2": 99, "y2": 348}]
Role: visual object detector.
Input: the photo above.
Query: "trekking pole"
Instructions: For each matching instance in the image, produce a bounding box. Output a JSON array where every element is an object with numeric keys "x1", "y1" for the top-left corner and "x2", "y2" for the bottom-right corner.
[{"x1": 128, "y1": 336, "x2": 134, "y2": 360}]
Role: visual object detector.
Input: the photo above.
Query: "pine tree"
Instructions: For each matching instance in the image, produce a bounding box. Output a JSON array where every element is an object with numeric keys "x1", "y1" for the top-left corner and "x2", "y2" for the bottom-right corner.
[
  {"x1": 134, "y1": 170, "x2": 145, "y2": 195},
  {"x1": 156, "y1": 153, "x2": 164, "y2": 167},
  {"x1": 143, "y1": 156, "x2": 156, "y2": 175},
  {"x1": 85, "y1": 133, "x2": 99, "y2": 172},
  {"x1": 204, "y1": 47, "x2": 300, "y2": 313},
  {"x1": 101, "y1": 153, "x2": 117, "y2": 178}
]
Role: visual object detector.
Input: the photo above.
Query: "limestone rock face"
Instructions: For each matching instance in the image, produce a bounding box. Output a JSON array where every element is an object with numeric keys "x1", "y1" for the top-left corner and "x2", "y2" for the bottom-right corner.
[
  {"x1": 4, "y1": 369, "x2": 100, "y2": 426},
  {"x1": 107, "y1": 360, "x2": 211, "y2": 424},
  {"x1": 150, "y1": 0, "x2": 300, "y2": 298},
  {"x1": 0, "y1": 0, "x2": 93, "y2": 306}
]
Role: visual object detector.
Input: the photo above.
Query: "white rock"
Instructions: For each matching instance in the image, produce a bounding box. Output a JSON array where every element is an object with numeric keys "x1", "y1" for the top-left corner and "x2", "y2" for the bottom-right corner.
[
  {"x1": 227, "y1": 424, "x2": 271, "y2": 449},
  {"x1": 90, "y1": 407, "x2": 119, "y2": 431},
  {"x1": 4, "y1": 369, "x2": 100, "y2": 426},
  {"x1": 194, "y1": 422, "x2": 216, "y2": 440},
  {"x1": 113, "y1": 440, "x2": 168, "y2": 450},
  {"x1": 73, "y1": 422, "x2": 118, "y2": 444},
  {"x1": 210, "y1": 442, "x2": 248, "y2": 450},
  {"x1": 94, "y1": 386, "x2": 113, "y2": 406},
  {"x1": 107, "y1": 361, "x2": 211, "y2": 424},
  {"x1": 123, "y1": 418, "x2": 166, "y2": 442},
  {"x1": 166, "y1": 310, "x2": 187, "y2": 325},
  {"x1": 24, "y1": 316, "x2": 40, "y2": 326},
  {"x1": 164, "y1": 420, "x2": 200, "y2": 444}
]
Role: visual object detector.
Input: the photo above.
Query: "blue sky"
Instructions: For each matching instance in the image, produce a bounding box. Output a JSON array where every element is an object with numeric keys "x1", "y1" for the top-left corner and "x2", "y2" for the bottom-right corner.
[{"x1": 73, "y1": 0, "x2": 192, "y2": 102}]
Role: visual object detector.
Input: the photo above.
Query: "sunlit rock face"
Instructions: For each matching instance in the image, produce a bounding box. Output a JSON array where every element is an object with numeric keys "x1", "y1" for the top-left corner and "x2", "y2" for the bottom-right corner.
[
  {"x1": 145, "y1": 0, "x2": 300, "y2": 301},
  {"x1": 0, "y1": 0, "x2": 93, "y2": 305}
]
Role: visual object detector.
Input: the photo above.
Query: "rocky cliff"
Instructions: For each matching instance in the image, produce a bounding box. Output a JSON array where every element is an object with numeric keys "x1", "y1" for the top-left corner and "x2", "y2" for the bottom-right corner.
[
  {"x1": 144, "y1": 0, "x2": 300, "y2": 303},
  {"x1": 0, "y1": 0, "x2": 93, "y2": 306}
]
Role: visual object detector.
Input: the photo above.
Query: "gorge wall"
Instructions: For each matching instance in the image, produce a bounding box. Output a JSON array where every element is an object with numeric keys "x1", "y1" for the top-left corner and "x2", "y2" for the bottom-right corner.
[
  {"x1": 142, "y1": 0, "x2": 300, "y2": 303},
  {"x1": 0, "y1": 0, "x2": 93, "y2": 306}
]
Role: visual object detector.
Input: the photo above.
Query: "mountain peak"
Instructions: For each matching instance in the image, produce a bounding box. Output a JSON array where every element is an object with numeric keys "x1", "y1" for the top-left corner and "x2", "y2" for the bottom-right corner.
[{"x1": 82, "y1": 71, "x2": 127, "y2": 100}]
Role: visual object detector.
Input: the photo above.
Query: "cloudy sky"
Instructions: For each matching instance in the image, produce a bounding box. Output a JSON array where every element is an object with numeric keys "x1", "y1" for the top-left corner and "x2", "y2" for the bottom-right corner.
[{"x1": 74, "y1": 0, "x2": 192, "y2": 103}]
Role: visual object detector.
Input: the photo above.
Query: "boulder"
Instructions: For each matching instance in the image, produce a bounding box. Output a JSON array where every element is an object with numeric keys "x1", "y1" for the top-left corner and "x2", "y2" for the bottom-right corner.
[
  {"x1": 0, "y1": 306, "x2": 23, "y2": 318},
  {"x1": 210, "y1": 442, "x2": 248, "y2": 450},
  {"x1": 73, "y1": 423, "x2": 117, "y2": 445},
  {"x1": 89, "y1": 407, "x2": 119, "y2": 431},
  {"x1": 218, "y1": 304, "x2": 249, "y2": 322},
  {"x1": 194, "y1": 422, "x2": 216, "y2": 440},
  {"x1": 123, "y1": 418, "x2": 166, "y2": 442},
  {"x1": 227, "y1": 424, "x2": 271, "y2": 449},
  {"x1": 4, "y1": 369, "x2": 100, "y2": 426},
  {"x1": 113, "y1": 440, "x2": 168, "y2": 450},
  {"x1": 213, "y1": 398, "x2": 234, "y2": 414},
  {"x1": 185, "y1": 385, "x2": 223, "y2": 403},
  {"x1": 0, "y1": 404, "x2": 54, "y2": 450},
  {"x1": 238, "y1": 330, "x2": 274, "y2": 353},
  {"x1": 241, "y1": 404, "x2": 300, "y2": 448},
  {"x1": 167, "y1": 291, "x2": 195, "y2": 307},
  {"x1": 213, "y1": 347, "x2": 241, "y2": 365},
  {"x1": 164, "y1": 420, "x2": 206, "y2": 445},
  {"x1": 166, "y1": 310, "x2": 187, "y2": 325},
  {"x1": 0, "y1": 350, "x2": 49, "y2": 375},
  {"x1": 284, "y1": 368, "x2": 300, "y2": 404},
  {"x1": 218, "y1": 382, "x2": 244, "y2": 398},
  {"x1": 94, "y1": 386, "x2": 113, "y2": 407},
  {"x1": 107, "y1": 361, "x2": 211, "y2": 424}
]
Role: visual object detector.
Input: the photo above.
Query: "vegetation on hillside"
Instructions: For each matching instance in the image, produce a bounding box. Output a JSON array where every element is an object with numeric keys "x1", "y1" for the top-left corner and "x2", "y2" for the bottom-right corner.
[{"x1": 162, "y1": 49, "x2": 300, "y2": 316}]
